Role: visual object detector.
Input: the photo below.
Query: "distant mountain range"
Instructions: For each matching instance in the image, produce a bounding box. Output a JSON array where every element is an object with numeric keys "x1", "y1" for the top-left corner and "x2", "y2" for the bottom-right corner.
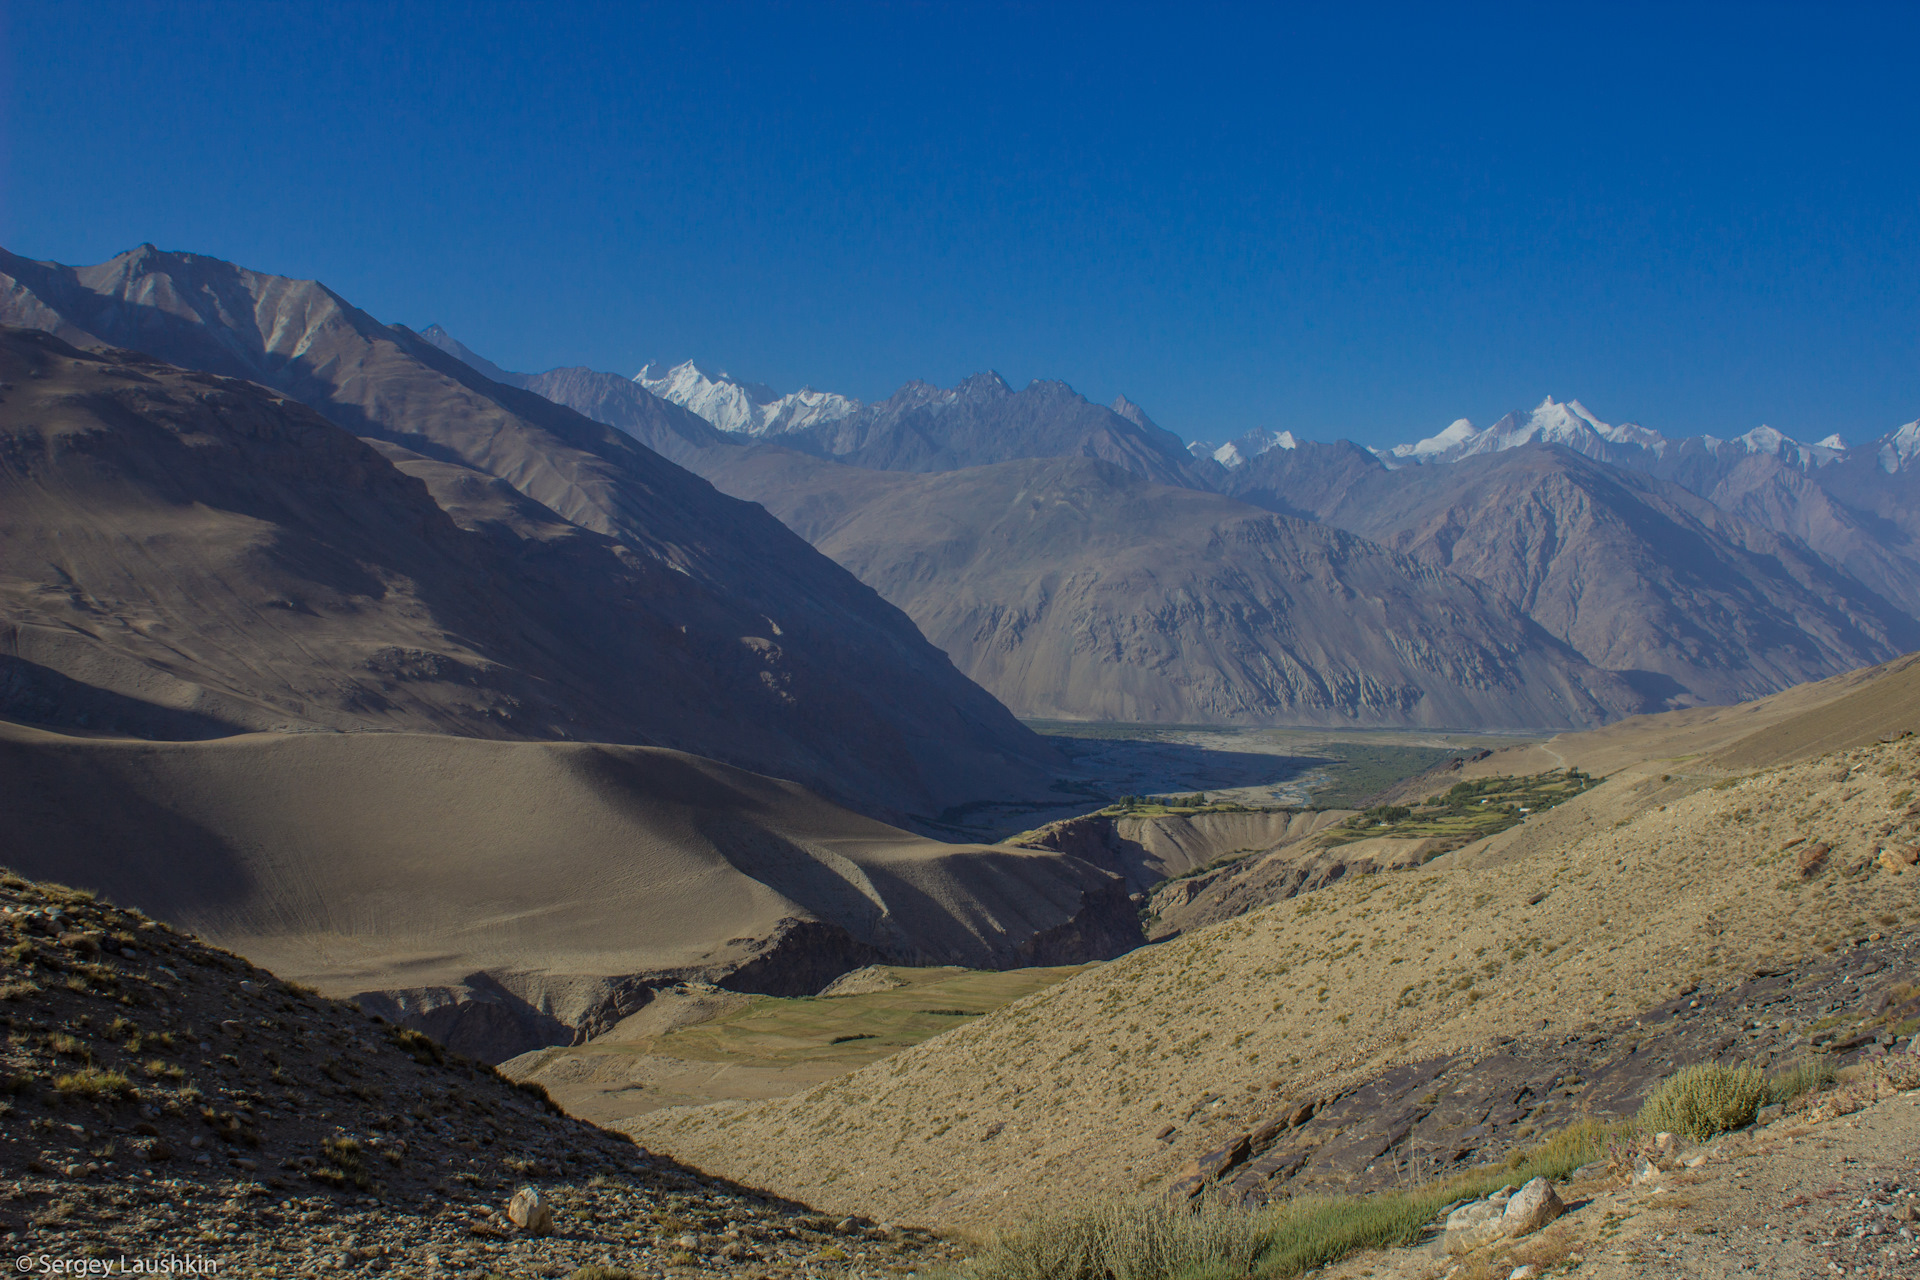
[
  {"x1": 8, "y1": 242, "x2": 1918, "y2": 736},
  {"x1": 597, "y1": 357, "x2": 1920, "y2": 716}
]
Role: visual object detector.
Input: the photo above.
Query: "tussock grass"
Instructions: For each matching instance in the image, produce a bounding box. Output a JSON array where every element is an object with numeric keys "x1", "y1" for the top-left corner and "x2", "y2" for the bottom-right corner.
[
  {"x1": 1637, "y1": 1063, "x2": 1768, "y2": 1142},
  {"x1": 1766, "y1": 1059, "x2": 1838, "y2": 1107},
  {"x1": 947, "y1": 1119, "x2": 1619, "y2": 1280},
  {"x1": 53, "y1": 1067, "x2": 134, "y2": 1100}
]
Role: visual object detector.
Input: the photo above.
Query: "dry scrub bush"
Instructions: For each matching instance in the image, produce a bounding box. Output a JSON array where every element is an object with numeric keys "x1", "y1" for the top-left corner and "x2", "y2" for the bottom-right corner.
[
  {"x1": 950, "y1": 1120, "x2": 1621, "y2": 1280},
  {"x1": 958, "y1": 1193, "x2": 1269, "y2": 1280},
  {"x1": 54, "y1": 1067, "x2": 133, "y2": 1100},
  {"x1": 1638, "y1": 1063, "x2": 1768, "y2": 1142}
]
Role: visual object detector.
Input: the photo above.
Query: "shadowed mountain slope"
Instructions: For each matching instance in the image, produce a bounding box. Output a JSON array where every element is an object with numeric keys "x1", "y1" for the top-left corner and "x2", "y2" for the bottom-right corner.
[
  {"x1": 0, "y1": 323, "x2": 1052, "y2": 823},
  {"x1": 0, "y1": 248, "x2": 1058, "y2": 821},
  {"x1": 1224, "y1": 441, "x2": 1917, "y2": 708},
  {"x1": 704, "y1": 449, "x2": 1645, "y2": 728},
  {"x1": 0, "y1": 718, "x2": 1138, "y2": 1063}
]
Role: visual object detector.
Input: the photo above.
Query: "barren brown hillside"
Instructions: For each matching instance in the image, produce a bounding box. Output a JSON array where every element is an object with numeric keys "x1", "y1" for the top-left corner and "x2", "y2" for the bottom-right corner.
[{"x1": 627, "y1": 707, "x2": 1920, "y2": 1228}]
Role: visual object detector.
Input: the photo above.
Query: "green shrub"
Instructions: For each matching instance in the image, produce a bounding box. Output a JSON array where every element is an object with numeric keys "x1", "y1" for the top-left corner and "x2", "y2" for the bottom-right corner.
[
  {"x1": 1638, "y1": 1063, "x2": 1769, "y2": 1142},
  {"x1": 946, "y1": 1117, "x2": 1622, "y2": 1280}
]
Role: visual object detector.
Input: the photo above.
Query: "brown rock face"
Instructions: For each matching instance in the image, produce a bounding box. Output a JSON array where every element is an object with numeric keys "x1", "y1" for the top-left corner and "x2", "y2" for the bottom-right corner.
[
  {"x1": 0, "y1": 246, "x2": 1061, "y2": 825},
  {"x1": 702, "y1": 450, "x2": 1648, "y2": 729},
  {"x1": 1226, "y1": 441, "x2": 1920, "y2": 709}
]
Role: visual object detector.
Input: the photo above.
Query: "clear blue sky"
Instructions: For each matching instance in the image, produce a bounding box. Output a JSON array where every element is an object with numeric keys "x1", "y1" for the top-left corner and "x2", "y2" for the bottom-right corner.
[{"x1": 4, "y1": 2, "x2": 1917, "y2": 446}]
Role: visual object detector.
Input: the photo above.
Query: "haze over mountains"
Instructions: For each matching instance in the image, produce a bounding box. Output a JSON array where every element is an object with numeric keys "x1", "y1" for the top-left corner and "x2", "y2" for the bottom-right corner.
[
  {"x1": 489, "y1": 334, "x2": 1920, "y2": 720},
  {"x1": 9, "y1": 241, "x2": 1920, "y2": 738}
]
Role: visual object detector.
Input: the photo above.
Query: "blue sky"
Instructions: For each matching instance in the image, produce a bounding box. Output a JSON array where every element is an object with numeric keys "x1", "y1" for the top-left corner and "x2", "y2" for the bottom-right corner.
[{"x1": 4, "y1": 2, "x2": 1917, "y2": 446}]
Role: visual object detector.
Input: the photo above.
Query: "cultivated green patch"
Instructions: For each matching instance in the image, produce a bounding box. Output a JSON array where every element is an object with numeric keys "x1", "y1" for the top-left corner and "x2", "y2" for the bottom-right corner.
[{"x1": 1321, "y1": 769, "x2": 1600, "y2": 849}]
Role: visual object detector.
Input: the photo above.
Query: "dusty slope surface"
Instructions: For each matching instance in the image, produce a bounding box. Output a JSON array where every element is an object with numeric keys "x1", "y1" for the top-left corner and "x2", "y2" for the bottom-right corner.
[
  {"x1": 0, "y1": 871, "x2": 964, "y2": 1278},
  {"x1": 0, "y1": 248, "x2": 1058, "y2": 824},
  {"x1": 0, "y1": 720, "x2": 1140, "y2": 1061},
  {"x1": 1225, "y1": 441, "x2": 1917, "y2": 708},
  {"x1": 1373, "y1": 650, "x2": 1920, "y2": 804},
  {"x1": 625, "y1": 725, "x2": 1920, "y2": 1229},
  {"x1": 706, "y1": 450, "x2": 1645, "y2": 729}
]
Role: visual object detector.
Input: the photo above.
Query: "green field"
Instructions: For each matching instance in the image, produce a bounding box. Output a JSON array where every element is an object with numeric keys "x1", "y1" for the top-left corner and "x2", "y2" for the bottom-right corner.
[
  {"x1": 645, "y1": 965, "x2": 1090, "y2": 1066},
  {"x1": 1321, "y1": 769, "x2": 1600, "y2": 849}
]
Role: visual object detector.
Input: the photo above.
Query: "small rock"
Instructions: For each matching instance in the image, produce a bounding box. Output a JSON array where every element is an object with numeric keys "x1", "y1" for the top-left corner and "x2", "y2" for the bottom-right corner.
[
  {"x1": 1631, "y1": 1155, "x2": 1662, "y2": 1186},
  {"x1": 1652, "y1": 1131, "x2": 1676, "y2": 1153},
  {"x1": 1683, "y1": 1153, "x2": 1709, "y2": 1169},
  {"x1": 1501, "y1": 1177, "x2": 1565, "y2": 1237},
  {"x1": 1511, "y1": 1267, "x2": 1540, "y2": 1280},
  {"x1": 505, "y1": 1186, "x2": 553, "y2": 1236}
]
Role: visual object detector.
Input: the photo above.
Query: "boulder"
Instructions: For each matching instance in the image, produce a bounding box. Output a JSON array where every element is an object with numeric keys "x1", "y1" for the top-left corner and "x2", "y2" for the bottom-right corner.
[
  {"x1": 505, "y1": 1186, "x2": 554, "y2": 1236},
  {"x1": 1500, "y1": 1176, "x2": 1565, "y2": 1237},
  {"x1": 1797, "y1": 842, "x2": 1831, "y2": 877}
]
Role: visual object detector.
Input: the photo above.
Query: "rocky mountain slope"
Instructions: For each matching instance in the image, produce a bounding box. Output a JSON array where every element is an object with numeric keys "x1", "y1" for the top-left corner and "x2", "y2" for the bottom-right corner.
[
  {"x1": 0, "y1": 250, "x2": 1060, "y2": 824},
  {"x1": 707, "y1": 450, "x2": 1646, "y2": 728},
  {"x1": 0, "y1": 870, "x2": 962, "y2": 1277},
  {"x1": 428, "y1": 320, "x2": 1920, "y2": 725},
  {"x1": 1223, "y1": 440, "x2": 1918, "y2": 707},
  {"x1": 0, "y1": 716, "x2": 1140, "y2": 1062},
  {"x1": 625, "y1": 661, "x2": 1920, "y2": 1229}
]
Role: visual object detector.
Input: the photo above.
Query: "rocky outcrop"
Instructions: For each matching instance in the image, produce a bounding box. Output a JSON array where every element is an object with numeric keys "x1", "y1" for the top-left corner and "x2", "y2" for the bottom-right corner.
[
  {"x1": 1146, "y1": 835, "x2": 1444, "y2": 939},
  {"x1": 1167, "y1": 935, "x2": 1920, "y2": 1206},
  {"x1": 1009, "y1": 807, "x2": 1352, "y2": 892}
]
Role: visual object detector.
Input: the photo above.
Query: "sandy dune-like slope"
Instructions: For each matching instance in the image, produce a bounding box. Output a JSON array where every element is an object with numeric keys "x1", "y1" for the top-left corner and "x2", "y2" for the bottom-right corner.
[
  {"x1": 626, "y1": 670, "x2": 1920, "y2": 1228},
  {"x1": 0, "y1": 719, "x2": 1135, "y2": 1059},
  {"x1": 1381, "y1": 649, "x2": 1920, "y2": 796}
]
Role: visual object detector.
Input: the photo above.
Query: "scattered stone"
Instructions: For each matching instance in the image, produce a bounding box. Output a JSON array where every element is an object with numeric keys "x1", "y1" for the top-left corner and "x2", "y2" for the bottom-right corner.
[
  {"x1": 1500, "y1": 1176, "x2": 1565, "y2": 1237},
  {"x1": 505, "y1": 1185, "x2": 553, "y2": 1235}
]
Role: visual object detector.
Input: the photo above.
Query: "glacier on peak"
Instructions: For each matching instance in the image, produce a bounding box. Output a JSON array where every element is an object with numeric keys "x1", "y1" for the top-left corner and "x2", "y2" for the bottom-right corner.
[
  {"x1": 1187, "y1": 428, "x2": 1298, "y2": 470},
  {"x1": 636, "y1": 359, "x2": 861, "y2": 437}
]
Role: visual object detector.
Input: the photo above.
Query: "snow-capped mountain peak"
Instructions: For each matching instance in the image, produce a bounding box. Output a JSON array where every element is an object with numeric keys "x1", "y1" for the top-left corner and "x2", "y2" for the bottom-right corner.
[
  {"x1": 635, "y1": 359, "x2": 860, "y2": 437},
  {"x1": 1390, "y1": 417, "x2": 1481, "y2": 460},
  {"x1": 1878, "y1": 421, "x2": 1920, "y2": 473},
  {"x1": 1188, "y1": 428, "x2": 1299, "y2": 469}
]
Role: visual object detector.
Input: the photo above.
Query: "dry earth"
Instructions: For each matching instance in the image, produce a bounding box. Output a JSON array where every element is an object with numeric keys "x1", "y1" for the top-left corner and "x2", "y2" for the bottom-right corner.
[
  {"x1": 0, "y1": 872, "x2": 964, "y2": 1278},
  {"x1": 624, "y1": 667, "x2": 1920, "y2": 1231}
]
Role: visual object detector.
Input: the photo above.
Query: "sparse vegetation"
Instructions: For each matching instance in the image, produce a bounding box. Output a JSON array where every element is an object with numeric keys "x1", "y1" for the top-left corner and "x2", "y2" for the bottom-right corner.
[
  {"x1": 53, "y1": 1067, "x2": 134, "y2": 1100},
  {"x1": 1638, "y1": 1062, "x2": 1769, "y2": 1142},
  {"x1": 948, "y1": 1119, "x2": 1619, "y2": 1280}
]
